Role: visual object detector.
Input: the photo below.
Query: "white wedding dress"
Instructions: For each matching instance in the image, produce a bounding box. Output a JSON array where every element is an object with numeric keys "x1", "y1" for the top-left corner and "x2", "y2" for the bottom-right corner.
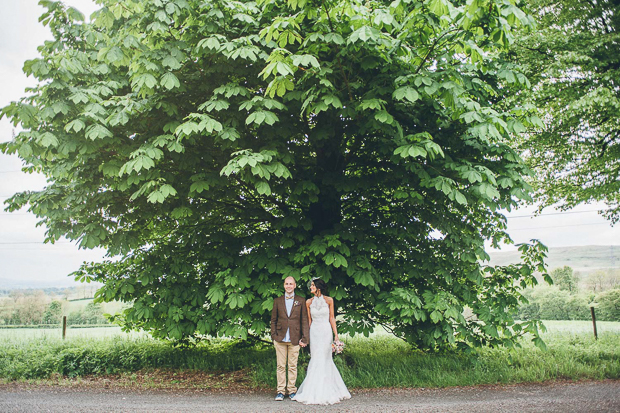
[{"x1": 294, "y1": 295, "x2": 351, "y2": 405}]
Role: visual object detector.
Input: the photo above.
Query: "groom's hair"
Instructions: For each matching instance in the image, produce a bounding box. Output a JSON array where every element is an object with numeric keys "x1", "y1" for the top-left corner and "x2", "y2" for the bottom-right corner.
[{"x1": 313, "y1": 278, "x2": 329, "y2": 296}]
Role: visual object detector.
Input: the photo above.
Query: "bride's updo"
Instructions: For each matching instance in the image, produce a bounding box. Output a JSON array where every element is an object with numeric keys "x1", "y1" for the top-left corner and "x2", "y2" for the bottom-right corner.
[{"x1": 312, "y1": 278, "x2": 329, "y2": 297}]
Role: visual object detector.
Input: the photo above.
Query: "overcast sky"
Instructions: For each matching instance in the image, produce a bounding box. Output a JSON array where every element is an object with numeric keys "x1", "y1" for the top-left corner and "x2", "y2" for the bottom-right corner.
[{"x1": 1, "y1": 0, "x2": 619, "y2": 289}]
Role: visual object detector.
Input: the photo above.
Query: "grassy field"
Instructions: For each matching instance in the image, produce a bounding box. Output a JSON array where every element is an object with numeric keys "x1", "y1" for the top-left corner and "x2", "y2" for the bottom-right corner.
[
  {"x1": 0, "y1": 326, "x2": 145, "y2": 340},
  {"x1": 2, "y1": 320, "x2": 615, "y2": 341},
  {"x1": 64, "y1": 298, "x2": 123, "y2": 313},
  {"x1": 540, "y1": 320, "x2": 620, "y2": 334},
  {"x1": 0, "y1": 320, "x2": 618, "y2": 389}
]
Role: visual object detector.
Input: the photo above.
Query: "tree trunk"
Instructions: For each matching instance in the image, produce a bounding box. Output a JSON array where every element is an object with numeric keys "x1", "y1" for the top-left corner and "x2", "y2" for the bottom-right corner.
[{"x1": 307, "y1": 113, "x2": 344, "y2": 236}]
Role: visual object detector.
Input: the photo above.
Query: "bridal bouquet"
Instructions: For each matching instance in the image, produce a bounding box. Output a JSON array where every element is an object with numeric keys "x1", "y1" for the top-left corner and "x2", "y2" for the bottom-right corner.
[{"x1": 332, "y1": 340, "x2": 345, "y2": 354}]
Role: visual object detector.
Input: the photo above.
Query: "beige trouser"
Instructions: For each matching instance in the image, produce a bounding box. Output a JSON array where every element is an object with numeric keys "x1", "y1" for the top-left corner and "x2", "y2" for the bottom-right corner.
[{"x1": 274, "y1": 340, "x2": 300, "y2": 394}]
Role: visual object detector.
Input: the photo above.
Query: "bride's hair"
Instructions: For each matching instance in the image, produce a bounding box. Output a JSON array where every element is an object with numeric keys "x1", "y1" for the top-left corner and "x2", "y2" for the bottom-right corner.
[{"x1": 312, "y1": 278, "x2": 328, "y2": 296}]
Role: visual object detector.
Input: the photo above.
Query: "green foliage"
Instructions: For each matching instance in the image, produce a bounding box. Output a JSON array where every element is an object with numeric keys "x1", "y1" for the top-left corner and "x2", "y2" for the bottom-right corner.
[
  {"x1": 0, "y1": 336, "x2": 270, "y2": 380},
  {"x1": 512, "y1": 0, "x2": 620, "y2": 222},
  {"x1": 517, "y1": 286, "x2": 591, "y2": 321},
  {"x1": 518, "y1": 267, "x2": 620, "y2": 322},
  {"x1": 585, "y1": 269, "x2": 620, "y2": 293},
  {"x1": 0, "y1": 291, "x2": 47, "y2": 326},
  {"x1": 67, "y1": 302, "x2": 108, "y2": 325},
  {"x1": 1, "y1": 0, "x2": 546, "y2": 349},
  {"x1": 42, "y1": 301, "x2": 63, "y2": 324},
  {"x1": 0, "y1": 295, "x2": 111, "y2": 327},
  {"x1": 550, "y1": 266, "x2": 578, "y2": 292},
  {"x1": 1, "y1": 328, "x2": 620, "y2": 385},
  {"x1": 597, "y1": 289, "x2": 620, "y2": 322}
]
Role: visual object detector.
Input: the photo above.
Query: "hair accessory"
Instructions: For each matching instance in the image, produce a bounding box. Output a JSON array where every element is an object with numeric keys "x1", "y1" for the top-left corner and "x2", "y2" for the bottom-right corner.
[{"x1": 307, "y1": 277, "x2": 321, "y2": 290}]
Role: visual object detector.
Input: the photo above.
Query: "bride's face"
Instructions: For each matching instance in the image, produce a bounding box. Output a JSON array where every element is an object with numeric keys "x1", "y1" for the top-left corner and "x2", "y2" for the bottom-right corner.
[{"x1": 310, "y1": 282, "x2": 316, "y2": 295}]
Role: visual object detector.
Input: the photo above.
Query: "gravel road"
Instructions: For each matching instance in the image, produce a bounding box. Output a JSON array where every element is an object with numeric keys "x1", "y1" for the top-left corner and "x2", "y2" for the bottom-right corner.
[{"x1": 1, "y1": 380, "x2": 619, "y2": 412}]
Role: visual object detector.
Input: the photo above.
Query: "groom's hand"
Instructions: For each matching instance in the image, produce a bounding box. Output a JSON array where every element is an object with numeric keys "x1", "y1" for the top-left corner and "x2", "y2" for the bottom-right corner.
[{"x1": 299, "y1": 340, "x2": 307, "y2": 347}]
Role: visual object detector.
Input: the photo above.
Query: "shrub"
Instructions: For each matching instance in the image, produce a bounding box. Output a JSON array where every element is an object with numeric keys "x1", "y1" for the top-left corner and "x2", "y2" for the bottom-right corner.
[
  {"x1": 43, "y1": 301, "x2": 63, "y2": 324},
  {"x1": 518, "y1": 287, "x2": 591, "y2": 321},
  {"x1": 596, "y1": 289, "x2": 620, "y2": 321}
]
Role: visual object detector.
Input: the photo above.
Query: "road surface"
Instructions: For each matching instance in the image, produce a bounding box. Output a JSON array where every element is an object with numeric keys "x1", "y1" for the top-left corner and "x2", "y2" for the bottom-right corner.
[{"x1": 1, "y1": 380, "x2": 619, "y2": 412}]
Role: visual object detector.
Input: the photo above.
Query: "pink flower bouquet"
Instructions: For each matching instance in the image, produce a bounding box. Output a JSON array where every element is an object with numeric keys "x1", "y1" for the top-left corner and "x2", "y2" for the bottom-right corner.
[{"x1": 331, "y1": 340, "x2": 345, "y2": 354}]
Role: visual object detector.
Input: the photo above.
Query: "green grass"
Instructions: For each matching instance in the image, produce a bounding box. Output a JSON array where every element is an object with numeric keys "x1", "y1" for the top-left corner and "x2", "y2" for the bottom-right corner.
[
  {"x1": 0, "y1": 326, "x2": 142, "y2": 340},
  {"x1": 0, "y1": 321, "x2": 618, "y2": 388},
  {"x1": 540, "y1": 320, "x2": 620, "y2": 334},
  {"x1": 64, "y1": 299, "x2": 126, "y2": 316}
]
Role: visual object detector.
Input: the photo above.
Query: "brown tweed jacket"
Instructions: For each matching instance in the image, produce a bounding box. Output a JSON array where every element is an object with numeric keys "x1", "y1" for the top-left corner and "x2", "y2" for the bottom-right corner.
[{"x1": 270, "y1": 294, "x2": 310, "y2": 345}]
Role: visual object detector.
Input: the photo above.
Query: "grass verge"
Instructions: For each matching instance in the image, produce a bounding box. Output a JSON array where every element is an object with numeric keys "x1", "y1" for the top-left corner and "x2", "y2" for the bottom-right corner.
[{"x1": 1, "y1": 329, "x2": 618, "y2": 390}]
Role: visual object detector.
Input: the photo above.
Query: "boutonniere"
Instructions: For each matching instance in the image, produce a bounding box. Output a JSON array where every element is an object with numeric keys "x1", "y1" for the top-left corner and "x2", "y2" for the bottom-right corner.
[{"x1": 294, "y1": 300, "x2": 300, "y2": 306}]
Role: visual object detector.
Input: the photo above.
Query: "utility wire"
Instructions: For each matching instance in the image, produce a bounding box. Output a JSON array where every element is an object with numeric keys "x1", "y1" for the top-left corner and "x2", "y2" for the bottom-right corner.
[
  {"x1": 0, "y1": 241, "x2": 71, "y2": 245},
  {"x1": 507, "y1": 209, "x2": 606, "y2": 218},
  {"x1": 509, "y1": 222, "x2": 611, "y2": 231}
]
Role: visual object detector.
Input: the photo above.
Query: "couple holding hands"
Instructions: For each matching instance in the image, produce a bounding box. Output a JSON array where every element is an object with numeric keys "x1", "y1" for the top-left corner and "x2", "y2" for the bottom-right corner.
[{"x1": 270, "y1": 276, "x2": 351, "y2": 405}]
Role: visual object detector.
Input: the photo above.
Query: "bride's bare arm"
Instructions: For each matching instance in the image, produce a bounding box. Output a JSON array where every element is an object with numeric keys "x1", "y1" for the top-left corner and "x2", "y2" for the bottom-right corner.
[
  {"x1": 326, "y1": 297, "x2": 338, "y2": 341},
  {"x1": 306, "y1": 298, "x2": 313, "y2": 327}
]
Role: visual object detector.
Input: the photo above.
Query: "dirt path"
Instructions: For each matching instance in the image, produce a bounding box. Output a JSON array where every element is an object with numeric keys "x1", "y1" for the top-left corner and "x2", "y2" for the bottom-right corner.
[{"x1": 1, "y1": 380, "x2": 619, "y2": 412}]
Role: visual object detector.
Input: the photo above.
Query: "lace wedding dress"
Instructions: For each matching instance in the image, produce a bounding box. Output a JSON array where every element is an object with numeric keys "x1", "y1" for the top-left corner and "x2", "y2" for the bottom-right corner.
[{"x1": 294, "y1": 295, "x2": 351, "y2": 405}]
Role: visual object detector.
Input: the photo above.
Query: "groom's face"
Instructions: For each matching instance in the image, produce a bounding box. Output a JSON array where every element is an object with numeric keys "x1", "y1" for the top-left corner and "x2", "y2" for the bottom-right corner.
[{"x1": 284, "y1": 277, "x2": 296, "y2": 295}]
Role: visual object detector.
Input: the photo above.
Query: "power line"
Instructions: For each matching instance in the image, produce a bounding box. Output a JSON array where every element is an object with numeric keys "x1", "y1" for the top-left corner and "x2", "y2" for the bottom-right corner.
[
  {"x1": 506, "y1": 209, "x2": 606, "y2": 218},
  {"x1": 510, "y1": 222, "x2": 611, "y2": 231},
  {"x1": 0, "y1": 241, "x2": 71, "y2": 245}
]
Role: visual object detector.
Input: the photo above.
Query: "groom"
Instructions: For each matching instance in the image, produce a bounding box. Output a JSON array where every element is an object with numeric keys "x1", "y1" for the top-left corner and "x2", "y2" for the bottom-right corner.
[{"x1": 271, "y1": 276, "x2": 310, "y2": 401}]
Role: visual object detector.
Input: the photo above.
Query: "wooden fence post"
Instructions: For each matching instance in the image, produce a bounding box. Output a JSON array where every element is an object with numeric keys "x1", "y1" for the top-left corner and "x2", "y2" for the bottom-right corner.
[
  {"x1": 62, "y1": 316, "x2": 67, "y2": 340},
  {"x1": 590, "y1": 307, "x2": 598, "y2": 340}
]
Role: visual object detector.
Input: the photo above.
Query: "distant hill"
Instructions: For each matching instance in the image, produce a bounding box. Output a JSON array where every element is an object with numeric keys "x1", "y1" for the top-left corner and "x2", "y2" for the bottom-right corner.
[{"x1": 488, "y1": 245, "x2": 620, "y2": 273}]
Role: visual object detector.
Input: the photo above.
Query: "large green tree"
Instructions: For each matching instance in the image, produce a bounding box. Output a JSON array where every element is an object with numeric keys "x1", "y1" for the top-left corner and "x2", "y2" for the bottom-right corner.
[
  {"x1": 512, "y1": 0, "x2": 620, "y2": 222},
  {"x1": 2, "y1": 0, "x2": 548, "y2": 349}
]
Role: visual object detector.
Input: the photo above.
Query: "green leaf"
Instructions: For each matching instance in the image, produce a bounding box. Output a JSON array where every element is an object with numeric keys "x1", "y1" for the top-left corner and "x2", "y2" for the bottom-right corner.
[
  {"x1": 454, "y1": 191, "x2": 467, "y2": 205},
  {"x1": 38, "y1": 132, "x2": 58, "y2": 147},
  {"x1": 105, "y1": 47, "x2": 125, "y2": 64},
  {"x1": 108, "y1": 111, "x2": 129, "y2": 126},
  {"x1": 393, "y1": 86, "x2": 420, "y2": 103},
  {"x1": 349, "y1": 26, "x2": 381, "y2": 43},
  {"x1": 375, "y1": 110, "x2": 394, "y2": 124},
  {"x1": 65, "y1": 119, "x2": 86, "y2": 133},
  {"x1": 161, "y1": 72, "x2": 181, "y2": 90},
  {"x1": 162, "y1": 55, "x2": 182, "y2": 70},
  {"x1": 207, "y1": 286, "x2": 225, "y2": 304},
  {"x1": 86, "y1": 124, "x2": 113, "y2": 140},
  {"x1": 255, "y1": 181, "x2": 271, "y2": 195}
]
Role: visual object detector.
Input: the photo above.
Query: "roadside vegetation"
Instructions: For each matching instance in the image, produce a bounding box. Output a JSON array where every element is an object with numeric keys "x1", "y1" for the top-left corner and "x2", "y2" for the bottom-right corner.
[{"x1": 1, "y1": 321, "x2": 618, "y2": 390}]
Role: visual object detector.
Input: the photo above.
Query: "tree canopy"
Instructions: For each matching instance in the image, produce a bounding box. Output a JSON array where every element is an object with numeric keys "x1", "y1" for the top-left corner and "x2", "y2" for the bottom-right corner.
[
  {"x1": 550, "y1": 266, "x2": 578, "y2": 292},
  {"x1": 2, "y1": 0, "x2": 548, "y2": 349},
  {"x1": 512, "y1": 0, "x2": 620, "y2": 222}
]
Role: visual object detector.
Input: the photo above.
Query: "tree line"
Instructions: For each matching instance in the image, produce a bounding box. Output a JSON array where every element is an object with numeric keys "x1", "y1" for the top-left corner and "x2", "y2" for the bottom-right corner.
[
  {"x1": 518, "y1": 266, "x2": 620, "y2": 322},
  {"x1": 0, "y1": 290, "x2": 109, "y2": 326}
]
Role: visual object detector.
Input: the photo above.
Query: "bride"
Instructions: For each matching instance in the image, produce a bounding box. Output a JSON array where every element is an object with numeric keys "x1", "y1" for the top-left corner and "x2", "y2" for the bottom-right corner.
[{"x1": 293, "y1": 278, "x2": 351, "y2": 405}]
